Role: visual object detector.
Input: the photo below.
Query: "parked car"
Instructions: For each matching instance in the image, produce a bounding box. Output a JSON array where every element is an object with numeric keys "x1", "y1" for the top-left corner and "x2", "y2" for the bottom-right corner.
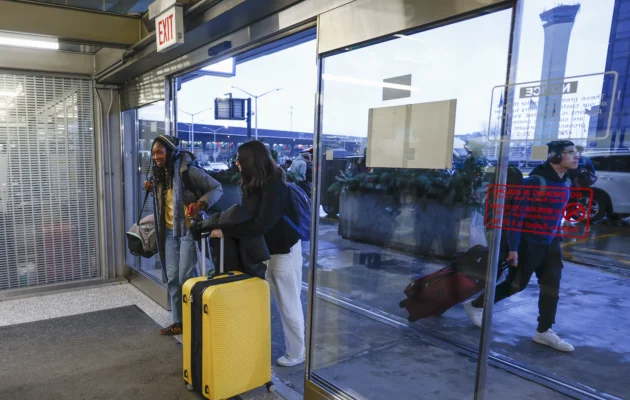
[
  {"x1": 203, "y1": 162, "x2": 230, "y2": 172},
  {"x1": 579, "y1": 150, "x2": 630, "y2": 222}
]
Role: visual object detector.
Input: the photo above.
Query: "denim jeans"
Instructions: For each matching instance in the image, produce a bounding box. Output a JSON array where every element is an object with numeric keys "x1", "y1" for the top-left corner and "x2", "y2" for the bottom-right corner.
[
  {"x1": 266, "y1": 240, "x2": 305, "y2": 359},
  {"x1": 164, "y1": 228, "x2": 198, "y2": 324}
]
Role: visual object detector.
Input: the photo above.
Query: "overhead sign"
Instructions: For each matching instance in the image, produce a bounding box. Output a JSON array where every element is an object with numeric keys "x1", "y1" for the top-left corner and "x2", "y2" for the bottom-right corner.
[
  {"x1": 214, "y1": 97, "x2": 247, "y2": 120},
  {"x1": 484, "y1": 184, "x2": 593, "y2": 239},
  {"x1": 156, "y1": 6, "x2": 184, "y2": 53}
]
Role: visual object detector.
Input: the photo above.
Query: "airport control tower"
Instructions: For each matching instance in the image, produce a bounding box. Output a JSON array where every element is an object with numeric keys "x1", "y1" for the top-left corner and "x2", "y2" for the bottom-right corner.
[{"x1": 534, "y1": 4, "x2": 581, "y2": 141}]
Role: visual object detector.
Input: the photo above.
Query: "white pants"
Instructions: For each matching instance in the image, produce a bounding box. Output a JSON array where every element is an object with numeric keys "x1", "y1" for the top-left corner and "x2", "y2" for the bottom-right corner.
[{"x1": 266, "y1": 240, "x2": 305, "y2": 359}]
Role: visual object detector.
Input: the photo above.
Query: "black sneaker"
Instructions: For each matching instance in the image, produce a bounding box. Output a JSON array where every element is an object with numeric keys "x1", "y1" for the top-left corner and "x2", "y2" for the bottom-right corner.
[{"x1": 160, "y1": 323, "x2": 183, "y2": 336}]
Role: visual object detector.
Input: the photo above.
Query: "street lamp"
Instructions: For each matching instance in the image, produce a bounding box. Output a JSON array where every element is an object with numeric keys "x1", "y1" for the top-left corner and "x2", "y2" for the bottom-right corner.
[
  {"x1": 230, "y1": 86, "x2": 282, "y2": 140},
  {"x1": 179, "y1": 107, "x2": 212, "y2": 152}
]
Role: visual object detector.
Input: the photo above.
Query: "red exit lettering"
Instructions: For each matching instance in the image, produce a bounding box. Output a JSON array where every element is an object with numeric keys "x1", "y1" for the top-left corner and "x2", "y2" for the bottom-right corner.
[{"x1": 158, "y1": 13, "x2": 175, "y2": 46}]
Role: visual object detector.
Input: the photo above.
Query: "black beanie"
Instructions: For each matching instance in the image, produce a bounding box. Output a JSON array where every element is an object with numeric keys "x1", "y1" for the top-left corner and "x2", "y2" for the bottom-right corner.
[
  {"x1": 153, "y1": 135, "x2": 180, "y2": 152},
  {"x1": 546, "y1": 140, "x2": 574, "y2": 155}
]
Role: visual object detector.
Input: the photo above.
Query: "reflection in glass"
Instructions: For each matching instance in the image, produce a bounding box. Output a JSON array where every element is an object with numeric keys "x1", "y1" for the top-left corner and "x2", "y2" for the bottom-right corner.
[{"x1": 308, "y1": 10, "x2": 541, "y2": 399}]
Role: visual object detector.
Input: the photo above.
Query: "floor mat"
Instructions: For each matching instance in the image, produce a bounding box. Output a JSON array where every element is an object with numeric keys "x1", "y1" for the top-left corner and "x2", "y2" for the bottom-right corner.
[{"x1": 0, "y1": 305, "x2": 198, "y2": 400}]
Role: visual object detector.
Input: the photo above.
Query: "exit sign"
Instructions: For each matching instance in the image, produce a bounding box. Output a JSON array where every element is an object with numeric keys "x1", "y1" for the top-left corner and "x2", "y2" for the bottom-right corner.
[{"x1": 156, "y1": 6, "x2": 184, "y2": 53}]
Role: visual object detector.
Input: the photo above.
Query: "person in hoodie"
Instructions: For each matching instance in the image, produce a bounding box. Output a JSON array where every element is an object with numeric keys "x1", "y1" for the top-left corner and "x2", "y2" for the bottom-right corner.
[
  {"x1": 464, "y1": 140, "x2": 579, "y2": 352},
  {"x1": 289, "y1": 151, "x2": 309, "y2": 181},
  {"x1": 144, "y1": 135, "x2": 223, "y2": 335}
]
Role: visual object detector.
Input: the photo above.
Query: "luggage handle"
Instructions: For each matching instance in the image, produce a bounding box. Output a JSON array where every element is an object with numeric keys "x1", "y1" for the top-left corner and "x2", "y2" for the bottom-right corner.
[
  {"x1": 196, "y1": 233, "x2": 224, "y2": 277},
  {"x1": 205, "y1": 237, "x2": 225, "y2": 280},
  {"x1": 198, "y1": 232, "x2": 210, "y2": 276}
]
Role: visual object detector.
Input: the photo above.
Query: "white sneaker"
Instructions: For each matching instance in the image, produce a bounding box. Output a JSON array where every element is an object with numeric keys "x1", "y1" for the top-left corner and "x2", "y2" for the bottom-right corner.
[
  {"x1": 533, "y1": 329, "x2": 574, "y2": 352},
  {"x1": 463, "y1": 301, "x2": 483, "y2": 328},
  {"x1": 277, "y1": 353, "x2": 305, "y2": 367}
]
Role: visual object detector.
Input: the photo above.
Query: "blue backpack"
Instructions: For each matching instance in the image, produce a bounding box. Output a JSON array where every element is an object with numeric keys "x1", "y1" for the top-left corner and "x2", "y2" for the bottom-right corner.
[{"x1": 283, "y1": 182, "x2": 312, "y2": 242}]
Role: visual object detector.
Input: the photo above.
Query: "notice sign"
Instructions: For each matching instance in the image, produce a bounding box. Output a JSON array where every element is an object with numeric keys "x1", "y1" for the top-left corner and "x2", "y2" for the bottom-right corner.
[
  {"x1": 486, "y1": 72, "x2": 618, "y2": 142},
  {"x1": 156, "y1": 6, "x2": 184, "y2": 53},
  {"x1": 484, "y1": 184, "x2": 593, "y2": 239}
]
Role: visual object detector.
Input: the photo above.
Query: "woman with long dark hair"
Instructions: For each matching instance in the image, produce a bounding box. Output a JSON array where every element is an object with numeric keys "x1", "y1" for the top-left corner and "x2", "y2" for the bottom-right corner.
[
  {"x1": 144, "y1": 135, "x2": 223, "y2": 336},
  {"x1": 208, "y1": 140, "x2": 305, "y2": 367}
]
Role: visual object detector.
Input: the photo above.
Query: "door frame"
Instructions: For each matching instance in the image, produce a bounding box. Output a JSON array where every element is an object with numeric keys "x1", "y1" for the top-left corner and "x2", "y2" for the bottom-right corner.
[{"x1": 304, "y1": 2, "x2": 520, "y2": 399}]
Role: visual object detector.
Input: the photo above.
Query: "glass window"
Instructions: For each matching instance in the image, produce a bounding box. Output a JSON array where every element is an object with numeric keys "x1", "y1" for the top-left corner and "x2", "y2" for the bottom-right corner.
[
  {"x1": 308, "y1": 10, "x2": 549, "y2": 399},
  {"x1": 484, "y1": 1, "x2": 629, "y2": 399},
  {"x1": 123, "y1": 101, "x2": 166, "y2": 282},
  {"x1": 309, "y1": 0, "x2": 629, "y2": 398}
]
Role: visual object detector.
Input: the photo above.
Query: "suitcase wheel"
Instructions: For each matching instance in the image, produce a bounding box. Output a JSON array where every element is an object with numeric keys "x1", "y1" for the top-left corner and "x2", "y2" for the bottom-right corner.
[
  {"x1": 399, "y1": 299, "x2": 407, "y2": 308},
  {"x1": 266, "y1": 382, "x2": 276, "y2": 393},
  {"x1": 186, "y1": 384, "x2": 194, "y2": 391}
]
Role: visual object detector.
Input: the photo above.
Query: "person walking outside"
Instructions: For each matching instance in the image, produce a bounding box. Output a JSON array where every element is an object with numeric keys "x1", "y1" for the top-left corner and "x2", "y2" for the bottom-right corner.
[{"x1": 464, "y1": 140, "x2": 580, "y2": 352}]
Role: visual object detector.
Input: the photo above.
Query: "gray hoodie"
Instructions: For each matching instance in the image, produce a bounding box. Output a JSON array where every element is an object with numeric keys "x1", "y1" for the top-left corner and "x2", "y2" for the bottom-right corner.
[{"x1": 289, "y1": 154, "x2": 308, "y2": 181}]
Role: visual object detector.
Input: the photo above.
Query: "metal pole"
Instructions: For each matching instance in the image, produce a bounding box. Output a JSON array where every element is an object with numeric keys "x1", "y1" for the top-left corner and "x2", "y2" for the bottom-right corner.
[
  {"x1": 191, "y1": 115, "x2": 195, "y2": 153},
  {"x1": 255, "y1": 96, "x2": 259, "y2": 140},
  {"x1": 474, "y1": 2, "x2": 521, "y2": 399},
  {"x1": 246, "y1": 98, "x2": 252, "y2": 140}
]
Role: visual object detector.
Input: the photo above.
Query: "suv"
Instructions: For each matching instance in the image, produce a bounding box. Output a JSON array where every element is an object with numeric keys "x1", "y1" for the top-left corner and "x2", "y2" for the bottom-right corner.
[{"x1": 580, "y1": 150, "x2": 630, "y2": 222}]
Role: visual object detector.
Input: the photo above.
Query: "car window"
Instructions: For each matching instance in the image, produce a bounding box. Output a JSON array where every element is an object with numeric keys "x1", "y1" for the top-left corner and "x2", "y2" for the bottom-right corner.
[
  {"x1": 609, "y1": 155, "x2": 630, "y2": 173},
  {"x1": 590, "y1": 156, "x2": 609, "y2": 171}
]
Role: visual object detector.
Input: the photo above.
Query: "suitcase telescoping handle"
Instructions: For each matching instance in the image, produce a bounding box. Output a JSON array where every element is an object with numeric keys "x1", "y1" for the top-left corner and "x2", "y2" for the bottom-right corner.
[
  {"x1": 199, "y1": 232, "x2": 208, "y2": 276},
  {"x1": 218, "y1": 236, "x2": 224, "y2": 274},
  {"x1": 198, "y1": 234, "x2": 224, "y2": 276}
]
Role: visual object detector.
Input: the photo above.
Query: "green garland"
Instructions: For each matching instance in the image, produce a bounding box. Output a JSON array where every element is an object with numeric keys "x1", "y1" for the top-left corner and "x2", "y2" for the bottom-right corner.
[{"x1": 328, "y1": 154, "x2": 488, "y2": 209}]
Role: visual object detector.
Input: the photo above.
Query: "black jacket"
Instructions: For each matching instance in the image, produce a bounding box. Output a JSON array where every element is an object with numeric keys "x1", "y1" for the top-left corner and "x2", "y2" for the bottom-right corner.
[
  {"x1": 195, "y1": 205, "x2": 270, "y2": 278},
  {"x1": 222, "y1": 178, "x2": 300, "y2": 255}
]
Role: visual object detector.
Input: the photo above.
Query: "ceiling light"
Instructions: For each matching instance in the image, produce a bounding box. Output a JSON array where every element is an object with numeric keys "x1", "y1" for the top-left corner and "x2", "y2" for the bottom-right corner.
[
  {"x1": 202, "y1": 57, "x2": 235, "y2": 75},
  {"x1": 0, "y1": 31, "x2": 59, "y2": 50},
  {"x1": 322, "y1": 73, "x2": 418, "y2": 91}
]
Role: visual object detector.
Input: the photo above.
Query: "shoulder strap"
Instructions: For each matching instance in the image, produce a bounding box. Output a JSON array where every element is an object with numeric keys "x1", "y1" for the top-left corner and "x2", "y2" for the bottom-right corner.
[
  {"x1": 563, "y1": 177, "x2": 572, "y2": 188},
  {"x1": 138, "y1": 189, "x2": 150, "y2": 225},
  {"x1": 534, "y1": 175, "x2": 546, "y2": 187}
]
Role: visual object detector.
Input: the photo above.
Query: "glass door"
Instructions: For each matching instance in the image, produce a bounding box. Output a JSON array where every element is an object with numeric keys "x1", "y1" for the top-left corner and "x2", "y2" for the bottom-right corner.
[
  {"x1": 307, "y1": 0, "x2": 629, "y2": 398},
  {"x1": 123, "y1": 101, "x2": 167, "y2": 283},
  {"x1": 302, "y1": 5, "x2": 564, "y2": 399}
]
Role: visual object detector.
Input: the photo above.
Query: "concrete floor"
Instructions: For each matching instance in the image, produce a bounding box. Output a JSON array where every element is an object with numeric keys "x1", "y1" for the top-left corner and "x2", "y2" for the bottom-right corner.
[
  {"x1": 305, "y1": 218, "x2": 630, "y2": 399},
  {"x1": 3, "y1": 213, "x2": 627, "y2": 399},
  {"x1": 0, "y1": 283, "x2": 286, "y2": 400}
]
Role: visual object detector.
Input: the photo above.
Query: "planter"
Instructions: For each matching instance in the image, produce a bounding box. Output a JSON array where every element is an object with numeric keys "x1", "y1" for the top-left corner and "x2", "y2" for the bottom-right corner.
[
  {"x1": 210, "y1": 183, "x2": 242, "y2": 212},
  {"x1": 338, "y1": 190, "x2": 486, "y2": 258}
]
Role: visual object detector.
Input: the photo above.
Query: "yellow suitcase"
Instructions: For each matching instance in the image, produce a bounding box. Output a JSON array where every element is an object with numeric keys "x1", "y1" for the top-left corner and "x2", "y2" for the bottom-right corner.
[{"x1": 182, "y1": 236, "x2": 273, "y2": 400}]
